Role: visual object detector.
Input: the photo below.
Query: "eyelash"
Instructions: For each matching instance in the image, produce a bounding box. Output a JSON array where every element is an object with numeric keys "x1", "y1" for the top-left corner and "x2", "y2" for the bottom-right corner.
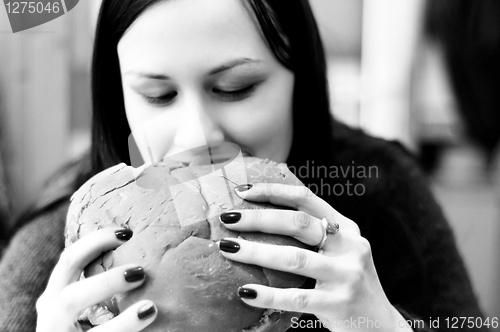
[
  {"x1": 143, "y1": 85, "x2": 256, "y2": 106},
  {"x1": 144, "y1": 91, "x2": 178, "y2": 106},
  {"x1": 213, "y1": 84, "x2": 256, "y2": 101}
]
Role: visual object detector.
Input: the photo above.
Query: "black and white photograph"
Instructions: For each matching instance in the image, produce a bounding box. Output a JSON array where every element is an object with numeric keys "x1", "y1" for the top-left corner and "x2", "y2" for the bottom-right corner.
[{"x1": 0, "y1": 0, "x2": 499, "y2": 331}]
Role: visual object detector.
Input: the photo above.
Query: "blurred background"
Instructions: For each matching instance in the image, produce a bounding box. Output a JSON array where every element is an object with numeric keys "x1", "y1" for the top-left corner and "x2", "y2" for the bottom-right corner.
[{"x1": 0, "y1": 0, "x2": 499, "y2": 323}]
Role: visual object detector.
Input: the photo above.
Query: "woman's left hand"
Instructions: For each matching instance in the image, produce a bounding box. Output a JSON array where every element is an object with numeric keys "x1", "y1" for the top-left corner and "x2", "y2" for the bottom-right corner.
[{"x1": 218, "y1": 183, "x2": 409, "y2": 332}]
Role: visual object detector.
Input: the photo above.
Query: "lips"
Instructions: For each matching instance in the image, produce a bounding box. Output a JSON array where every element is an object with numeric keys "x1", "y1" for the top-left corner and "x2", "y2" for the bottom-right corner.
[
  {"x1": 163, "y1": 143, "x2": 249, "y2": 166},
  {"x1": 134, "y1": 142, "x2": 250, "y2": 186}
]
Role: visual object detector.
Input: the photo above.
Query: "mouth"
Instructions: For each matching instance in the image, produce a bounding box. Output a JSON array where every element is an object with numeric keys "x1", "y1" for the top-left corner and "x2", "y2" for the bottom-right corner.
[{"x1": 163, "y1": 142, "x2": 250, "y2": 166}]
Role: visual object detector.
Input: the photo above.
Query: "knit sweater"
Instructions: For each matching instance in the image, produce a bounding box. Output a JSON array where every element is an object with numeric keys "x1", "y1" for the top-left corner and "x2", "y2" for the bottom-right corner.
[{"x1": 0, "y1": 122, "x2": 489, "y2": 332}]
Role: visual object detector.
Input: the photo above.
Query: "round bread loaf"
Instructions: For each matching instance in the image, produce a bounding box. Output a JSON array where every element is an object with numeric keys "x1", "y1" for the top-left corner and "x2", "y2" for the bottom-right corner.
[{"x1": 65, "y1": 157, "x2": 312, "y2": 332}]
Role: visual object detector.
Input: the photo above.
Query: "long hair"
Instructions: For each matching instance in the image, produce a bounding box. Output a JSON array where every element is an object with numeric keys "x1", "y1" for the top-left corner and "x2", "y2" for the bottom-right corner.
[
  {"x1": 12, "y1": 0, "x2": 333, "y2": 233},
  {"x1": 92, "y1": 0, "x2": 332, "y2": 176}
]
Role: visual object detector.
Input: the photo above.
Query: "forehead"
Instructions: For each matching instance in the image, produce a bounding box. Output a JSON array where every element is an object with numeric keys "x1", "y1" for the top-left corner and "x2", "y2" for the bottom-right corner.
[{"x1": 117, "y1": 0, "x2": 270, "y2": 74}]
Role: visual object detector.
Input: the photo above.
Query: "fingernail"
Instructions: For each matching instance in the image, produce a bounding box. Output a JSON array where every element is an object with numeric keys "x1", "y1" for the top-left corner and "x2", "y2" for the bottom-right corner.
[
  {"x1": 219, "y1": 239, "x2": 240, "y2": 253},
  {"x1": 137, "y1": 303, "x2": 156, "y2": 320},
  {"x1": 124, "y1": 267, "x2": 145, "y2": 282},
  {"x1": 238, "y1": 287, "x2": 257, "y2": 299},
  {"x1": 235, "y1": 184, "x2": 253, "y2": 192},
  {"x1": 219, "y1": 212, "x2": 241, "y2": 224},
  {"x1": 115, "y1": 228, "x2": 133, "y2": 241}
]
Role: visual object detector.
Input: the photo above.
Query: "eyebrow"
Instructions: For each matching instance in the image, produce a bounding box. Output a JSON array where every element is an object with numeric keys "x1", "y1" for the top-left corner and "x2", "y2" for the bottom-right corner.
[
  {"x1": 208, "y1": 58, "x2": 264, "y2": 75},
  {"x1": 124, "y1": 58, "x2": 263, "y2": 80}
]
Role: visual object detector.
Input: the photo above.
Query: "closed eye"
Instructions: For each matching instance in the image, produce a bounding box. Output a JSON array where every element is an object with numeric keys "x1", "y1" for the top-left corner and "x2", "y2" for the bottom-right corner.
[
  {"x1": 213, "y1": 84, "x2": 256, "y2": 102},
  {"x1": 143, "y1": 91, "x2": 178, "y2": 106}
]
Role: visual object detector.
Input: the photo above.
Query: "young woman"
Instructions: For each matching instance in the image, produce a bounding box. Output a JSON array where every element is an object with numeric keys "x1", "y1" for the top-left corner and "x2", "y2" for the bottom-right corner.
[{"x1": 0, "y1": 0, "x2": 487, "y2": 331}]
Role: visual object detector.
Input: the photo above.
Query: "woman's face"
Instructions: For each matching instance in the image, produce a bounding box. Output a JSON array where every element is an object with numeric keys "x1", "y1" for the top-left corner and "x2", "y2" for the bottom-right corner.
[{"x1": 118, "y1": 0, "x2": 294, "y2": 165}]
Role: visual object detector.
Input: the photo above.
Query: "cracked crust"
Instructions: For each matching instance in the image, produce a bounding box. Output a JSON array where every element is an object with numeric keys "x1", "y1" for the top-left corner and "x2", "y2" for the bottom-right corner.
[{"x1": 65, "y1": 157, "x2": 310, "y2": 332}]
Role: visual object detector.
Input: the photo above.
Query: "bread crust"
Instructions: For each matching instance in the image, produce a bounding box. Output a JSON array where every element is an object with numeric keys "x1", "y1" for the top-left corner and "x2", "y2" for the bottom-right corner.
[{"x1": 66, "y1": 157, "x2": 311, "y2": 332}]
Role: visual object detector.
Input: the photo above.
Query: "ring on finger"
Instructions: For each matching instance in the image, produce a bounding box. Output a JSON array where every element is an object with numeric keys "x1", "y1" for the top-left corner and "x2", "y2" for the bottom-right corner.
[{"x1": 317, "y1": 217, "x2": 340, "y2": 250}]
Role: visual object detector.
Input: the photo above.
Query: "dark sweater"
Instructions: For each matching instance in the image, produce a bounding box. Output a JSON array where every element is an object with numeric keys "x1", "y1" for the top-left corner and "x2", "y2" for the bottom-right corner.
[{"x1": 0, "y1": 123, "x2": 488, "y2": 332}]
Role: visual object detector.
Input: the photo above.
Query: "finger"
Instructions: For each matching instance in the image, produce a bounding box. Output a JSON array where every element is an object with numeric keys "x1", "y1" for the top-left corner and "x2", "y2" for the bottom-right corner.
[
  {"x1": 235, "y1": 183, "x2": 359, "y2": 234},
  {"x1": 237, "y1": 284, "x2": 330, "y2": 315},
  {"x1": 91, "y1": 300, "x2": 157, "y2": 332},
  {"x1": 46, "y1": 227, "x2": 133, "y2": 296},
  {"x1": 218, "y1": 238, "x2": 335, "y2": 280},
  {"x1": 219, "y1": 209, "x2": 324, "y2": 246},
  {"x1": 58, "y1": 264, "x2": 146, "y2": 316}
]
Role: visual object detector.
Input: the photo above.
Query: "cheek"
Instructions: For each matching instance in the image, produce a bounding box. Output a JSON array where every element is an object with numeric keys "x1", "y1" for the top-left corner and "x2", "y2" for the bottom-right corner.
[
  {"x1": 122, "y1": 85, "x2": 145, "y2": 131},
  {"x1": 220, "y1": 75, "x2": 294, "y2": 153},
  {"x1": 251, "y1": 74, "x2": 293, "y2": 143},
  {"x1": 123, "y1": 90, "x2": 179, "y2": 164}
]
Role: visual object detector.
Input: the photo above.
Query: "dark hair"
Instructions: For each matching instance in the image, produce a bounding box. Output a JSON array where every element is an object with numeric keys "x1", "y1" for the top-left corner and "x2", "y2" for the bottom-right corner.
[
  {"x1": 424, "y1": 0, "x2": 500, "y2": 162},
  {"x1": 92, "y1": 0, "x2": 332, "y2": 173},
  {"x1": 12, "y1": 0, "x2": 333, "y2": 233}
]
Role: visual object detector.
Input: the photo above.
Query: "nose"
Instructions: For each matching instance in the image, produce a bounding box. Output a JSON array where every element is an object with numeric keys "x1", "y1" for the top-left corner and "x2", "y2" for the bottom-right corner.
[
  {"x1": 129, "y1": 95, "x2": 227, "y2": 167},
  {"x1": 166, "y1": 96, "x2": 224, "y2": 158},
  {"x1": 197, "y1": 108, "x2": 225, "y2": 144}
]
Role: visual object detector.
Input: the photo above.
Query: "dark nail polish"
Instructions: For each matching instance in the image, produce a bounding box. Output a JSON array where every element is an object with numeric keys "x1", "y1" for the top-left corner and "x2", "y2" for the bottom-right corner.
[
  {"x1": 235, "y1": 184, "x2": 253, "y2": 192},
  {"x1": 137, "y1": 303, "x2": 156, "y2": 320},
  {"x1": 238, "y1": 287, "x2": 257, "y2": 299},
  {"x1": 124, "y1": 267, "x2": 145, "y2": 282},
  {"x1": 115, "y1": 229, "x2": 133, "y2": 241},
  {"x1": 219, "y1": 239, "x2": 240, "y2": 253},
  {"x1": 220, "y1": 212, "x2": 241, "y2": 224}
]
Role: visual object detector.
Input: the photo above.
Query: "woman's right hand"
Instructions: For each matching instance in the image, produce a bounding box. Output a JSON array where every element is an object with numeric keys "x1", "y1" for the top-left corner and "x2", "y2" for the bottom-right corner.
[{"x1": 36, "y1": 228, "x2": 157, "y2": 332}]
